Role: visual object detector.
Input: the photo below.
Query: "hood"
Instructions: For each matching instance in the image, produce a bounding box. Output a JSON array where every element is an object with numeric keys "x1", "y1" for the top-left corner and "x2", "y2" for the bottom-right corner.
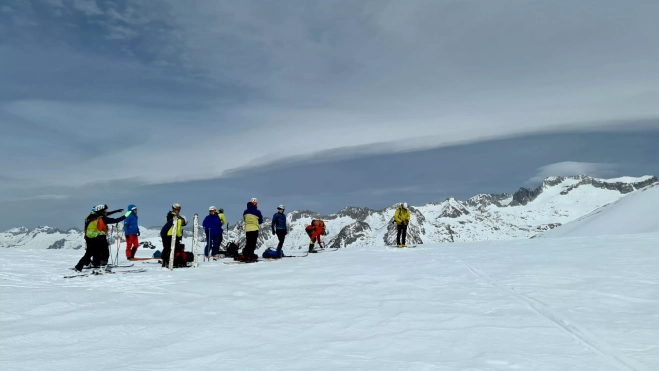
[{"x1": 246, "y1": 202, "x2": 257, "y2": 210}]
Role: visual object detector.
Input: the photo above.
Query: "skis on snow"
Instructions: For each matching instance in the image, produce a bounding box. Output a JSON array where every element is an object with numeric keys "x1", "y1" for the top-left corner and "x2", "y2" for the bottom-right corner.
[
  {"x1": 167, "y1": 216, "x2": 178, "y2": 270},
  {"x1": 82, "y1": 263, "x2": 134, "y2": 269},
  {"x1": 193, "y1": 214, "x2": 199, "y2": 268},
  {"x1": 64, "y1": 268, "x2": 147, "y2": 279}
]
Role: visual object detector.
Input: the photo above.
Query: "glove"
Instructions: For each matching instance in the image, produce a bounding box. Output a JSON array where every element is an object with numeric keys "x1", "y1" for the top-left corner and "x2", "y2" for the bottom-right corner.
[
  {"x1": 137, "y1": 231, "x2": 140, "y2": 236},
  {"x1": 272, "y1": 230, "x2": 276, "y2": 235}
]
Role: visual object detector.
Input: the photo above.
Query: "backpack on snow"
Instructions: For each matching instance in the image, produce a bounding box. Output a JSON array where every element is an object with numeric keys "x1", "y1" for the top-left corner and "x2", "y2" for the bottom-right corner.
[
  {"x1": 262, "y1": 248, "x2": 284, "y2": 259},
  {"x1": 225, "y1": 242, "x2": 239, "y2": 257}
]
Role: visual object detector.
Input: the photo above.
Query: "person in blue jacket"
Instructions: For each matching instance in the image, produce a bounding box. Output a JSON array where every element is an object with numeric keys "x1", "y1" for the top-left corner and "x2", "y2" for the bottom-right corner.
[
  {"x1": 271, "y1": 204, "x2": 287, "y2": 258},
  {"x1": 203, "y1": 206, "x2": 223, "y2": 260},
  {"x1": 124, "y1": 204, "x2": 140, "y2": 259}
]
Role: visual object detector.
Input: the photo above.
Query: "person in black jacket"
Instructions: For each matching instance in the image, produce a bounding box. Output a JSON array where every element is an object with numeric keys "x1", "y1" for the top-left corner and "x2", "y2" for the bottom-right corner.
[
  {"x1": 271, "y1": 205, "x2": 287, "y2": 258},
  {"x1": 74, "y1": 204, "x2": 126, "y2": 272}
]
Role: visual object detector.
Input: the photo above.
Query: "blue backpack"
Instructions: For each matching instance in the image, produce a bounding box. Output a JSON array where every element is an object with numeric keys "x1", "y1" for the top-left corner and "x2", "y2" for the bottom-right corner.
[{"x1": 262, "y1": 249, "x2": 284, "y2": 259}]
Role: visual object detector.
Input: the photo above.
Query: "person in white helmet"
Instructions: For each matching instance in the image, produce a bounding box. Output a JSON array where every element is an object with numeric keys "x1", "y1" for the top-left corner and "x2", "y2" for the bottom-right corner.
[
  {"x1": 73, "y1": 204, "x2": 126, "y2": 272},
  {"x1": 394, "y1": 202, "x2": 411, "y2": 247},
  {"x1": 203, "y1": 206, "x2": 223, "y2": 260},
  {"x1": 271, "y1": 205, "x2": 287, "y2": 258}
]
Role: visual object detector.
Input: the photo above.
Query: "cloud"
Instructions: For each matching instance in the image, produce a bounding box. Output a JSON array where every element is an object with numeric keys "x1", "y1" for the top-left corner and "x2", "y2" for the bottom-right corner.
[
  {"x1": 2, "y1": 0, "x2": 659, "y2": 203},
  {"x1": 525, "y1": 162, "x2": 619, "y2": 187},
  {"x1": 70, "y1": 0, "x2": 103, "y2": 16}
]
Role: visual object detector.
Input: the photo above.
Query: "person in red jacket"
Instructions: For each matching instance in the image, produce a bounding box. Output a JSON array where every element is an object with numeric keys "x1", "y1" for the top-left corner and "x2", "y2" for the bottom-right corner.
[{"x1": 305, "y1": 219, "x2": 327, "y2": 253}]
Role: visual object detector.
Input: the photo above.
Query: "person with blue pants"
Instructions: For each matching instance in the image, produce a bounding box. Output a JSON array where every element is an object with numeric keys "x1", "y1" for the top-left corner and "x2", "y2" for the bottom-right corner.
[{"x1": 203, "y1": 206, "x2": 223, "y2": 260}]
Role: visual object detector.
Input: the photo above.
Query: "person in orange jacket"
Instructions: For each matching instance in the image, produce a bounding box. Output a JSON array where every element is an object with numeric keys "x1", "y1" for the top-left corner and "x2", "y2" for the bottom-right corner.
[{"x1": 305, "y1": 219, "x2": 327, "y2": 253}]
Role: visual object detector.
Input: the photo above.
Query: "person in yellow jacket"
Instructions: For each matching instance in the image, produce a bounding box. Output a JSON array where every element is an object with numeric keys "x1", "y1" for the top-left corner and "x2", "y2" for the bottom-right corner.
[
  {"x1": 160, "y1": 203, "x2": 187, "y2": 267},
  {"x1": 240, "y1": 198, "x2": 263, "y2": 262},
  {"x1": 394, "y1": 202, "x2": 411, "y2": 247}
]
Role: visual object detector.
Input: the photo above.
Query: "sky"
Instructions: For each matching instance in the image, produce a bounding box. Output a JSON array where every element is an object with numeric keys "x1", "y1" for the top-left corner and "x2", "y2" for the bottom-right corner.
[{"x1": 1, "y1": 0, "x2": 658, "y2": 230}]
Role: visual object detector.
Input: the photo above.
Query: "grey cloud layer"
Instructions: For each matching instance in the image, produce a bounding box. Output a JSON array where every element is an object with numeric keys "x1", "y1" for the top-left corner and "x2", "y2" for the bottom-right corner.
[{"x1": 1, "y1": 0, "x2": 658, "y2": 217}]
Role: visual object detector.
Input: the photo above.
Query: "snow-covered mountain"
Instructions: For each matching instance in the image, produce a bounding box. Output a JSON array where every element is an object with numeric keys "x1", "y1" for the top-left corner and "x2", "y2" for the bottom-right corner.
[
  {"x1": 2, "y1": 175, "x2": 656, "y2": 251},
  {"x1": 541, "y1": 182, "x2": 659, "y2": 238}
]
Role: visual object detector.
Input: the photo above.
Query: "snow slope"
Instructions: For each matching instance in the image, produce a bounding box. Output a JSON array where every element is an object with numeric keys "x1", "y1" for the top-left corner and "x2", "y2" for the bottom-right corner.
[
  {"x1": 541, "y1": 183, "x2": 659, "y2": 238},
  {"x1": 1, "y1": 235, "x2": 658, "y2": 371}
]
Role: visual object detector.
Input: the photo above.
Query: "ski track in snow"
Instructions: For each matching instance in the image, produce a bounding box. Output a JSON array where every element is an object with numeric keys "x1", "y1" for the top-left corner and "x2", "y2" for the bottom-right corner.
[
  {"x1": 1, "y1": 235, "x2": 658, "y2": 370},
  {"x1": 450, "y1": 257, "x2": 650, "y2": 371}
]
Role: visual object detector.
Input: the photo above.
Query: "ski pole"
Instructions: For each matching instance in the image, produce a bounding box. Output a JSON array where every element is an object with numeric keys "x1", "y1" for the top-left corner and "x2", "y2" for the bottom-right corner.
[{"x1": 115, "y1": 223, "x2": 121, "y2": 264}]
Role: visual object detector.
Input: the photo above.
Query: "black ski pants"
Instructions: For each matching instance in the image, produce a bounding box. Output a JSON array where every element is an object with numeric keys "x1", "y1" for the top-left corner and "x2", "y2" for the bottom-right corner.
[
  {"x1": 99, "y1": 235, "x2": 110, "y2": 265},
  {"x1": 161, "y1": 236, "x2": 184, "y2": 267},
  {"x1": 396, "y1": 224, "x2": 408, "y2": 245},
  {"x1": 244, "y1": 231, "x2": 259, "y2": 259},
  {"x1": 275, "y1": 229, "x2": 287, "y2": 253},
  {"x1": 75, "y1": 236, "x2": 103, "y2": 270}
]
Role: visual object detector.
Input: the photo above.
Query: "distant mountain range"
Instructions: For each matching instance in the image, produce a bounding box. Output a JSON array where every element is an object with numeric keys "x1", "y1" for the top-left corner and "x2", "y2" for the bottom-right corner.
[{"x1": 2, "y1": 175, "x2": 656, "y2": 252}]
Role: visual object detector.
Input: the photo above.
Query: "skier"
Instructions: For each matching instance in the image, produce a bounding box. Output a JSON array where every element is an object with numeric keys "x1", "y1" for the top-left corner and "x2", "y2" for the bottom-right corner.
[
  {"x1": 172, "y1": 216, "x2": 191, "y2": 267},
  {"x1": 241, "y1": 198, "x2": 263, "y2": 262},
  {"x1": 73, "y1": 204, "x2": 127, "y2": 272},
  {"x1": 394, "y1": 202, "x2": 411, "y2": 247},
  {"x1": 271, "y1": 205, "x2": 287, "y2": 258},
  {"x1": 203, "y1": 206, "x2": 223, "y2": 260},
  {"x1": 124, "y1": 204, "x2": 140, "y2": 260},
  {"x1": 305, "y1": 219, "x2": 327, "y2": 253},
  {"x1": 217, "y1": 207, "x2": 227, "y2": 247},
  {"x1": 160, "y1": 203, "x2": 185, "y2": 267}
]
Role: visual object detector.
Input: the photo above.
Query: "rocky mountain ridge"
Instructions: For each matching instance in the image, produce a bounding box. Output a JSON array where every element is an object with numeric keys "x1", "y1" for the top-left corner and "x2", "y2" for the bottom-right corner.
[{"x1": 1, "y1": 175, "x2": 656, "y2": 251}]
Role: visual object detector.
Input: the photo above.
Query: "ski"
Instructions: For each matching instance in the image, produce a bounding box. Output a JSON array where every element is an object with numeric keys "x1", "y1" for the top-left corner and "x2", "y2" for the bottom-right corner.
[
  {"x1": 64, "y1": 268, "x2": 147, "y2": 278},
  {"x1": 82, "y1": 263, "x2": 134, "y2": 269},
  {"x1": 142, "y1": 261, "x2": 163, "y2": 264},
  {"x1": 316, "y1": 248, "x2": 340, "y2": 252},
  {"x1": 168, "y1": 216, "x2": 178, "y2": 270},
  {"x1": 128, "y1": 257, "x2": 160, "y2": 261},
  {"x1": 223, "y1": 261, "x2": 259, "y2": 265},
  {"x1": 283, "y1": 254, "x2": 308, "y2": 258},
  {"x1": 192, "y1": 213, "x2": 199, "y2": 268}
]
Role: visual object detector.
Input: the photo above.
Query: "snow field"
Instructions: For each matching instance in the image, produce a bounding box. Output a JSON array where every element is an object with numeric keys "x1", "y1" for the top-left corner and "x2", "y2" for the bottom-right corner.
[
  {"x1": 542, "y1": 183, "x2": 659, "y2": 238},
  {"x1": 1, "y1": 234, "x2": 658, "y2": 371}
]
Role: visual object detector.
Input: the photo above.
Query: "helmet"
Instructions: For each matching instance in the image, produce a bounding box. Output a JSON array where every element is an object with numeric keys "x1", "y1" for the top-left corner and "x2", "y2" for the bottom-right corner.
[
  {"x1": 172, "y1": 203, "x2": 181, "y2": 210},
  {"x1": 180, "y1": 215, "x2": 188, "y2": 226},
  {"x1": 250, "y1": 198, "x2": 258, "y2": 205},
  {"x1": 209, "y1": 206, "x2": 217, "y2": 211},
  {"x1": 218, "y1": 208, "x2": 224, "y2": 213},
  {"x1": 93, "y1": 204, "x2": 108, "y2": 213},
  {"x1": 402, "y1": 202, "x2": 408, "y2": 209},
  {"x1": 277, "y1": 204, "x2": 285, "y2": 210}
]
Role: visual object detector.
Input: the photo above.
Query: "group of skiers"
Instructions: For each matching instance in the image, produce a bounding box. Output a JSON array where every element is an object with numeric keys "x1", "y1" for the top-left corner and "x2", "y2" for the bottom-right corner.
[
  {"x1": 73, "y1": 204, "x2": 133, "y2": 272},
  {"x1": 73, "y1": 199, "x2": 412, "y2": 271}
]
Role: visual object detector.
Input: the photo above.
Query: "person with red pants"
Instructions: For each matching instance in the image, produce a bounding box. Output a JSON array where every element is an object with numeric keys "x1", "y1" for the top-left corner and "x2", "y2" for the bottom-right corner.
[
  {"x1": 305, "y1": 219, "x2": 327, "y2": 253},
  {"x1": 124, "y1": 204, "x2": 140, "y2": 259}
]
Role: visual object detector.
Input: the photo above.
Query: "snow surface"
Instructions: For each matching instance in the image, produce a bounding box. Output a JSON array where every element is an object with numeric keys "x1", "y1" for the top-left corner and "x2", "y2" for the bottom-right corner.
[
  {"x1": 542, "y1": 183, "x2": 659, "y2": 238},
  {"x1": 2, "y1": 235, "x2": 658, "y2": 371}
]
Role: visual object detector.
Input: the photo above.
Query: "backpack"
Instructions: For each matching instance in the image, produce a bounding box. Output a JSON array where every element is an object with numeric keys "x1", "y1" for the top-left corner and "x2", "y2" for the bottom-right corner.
[
  {"x1": 262, "y1": 248, "x2": 284, "y2": 259},
  {"x1": 226, "y1": 242, "x2": 239, "y2": 257},
  {"x1": 311, "y1": 219, "x2": 325, "y2": 228}
]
